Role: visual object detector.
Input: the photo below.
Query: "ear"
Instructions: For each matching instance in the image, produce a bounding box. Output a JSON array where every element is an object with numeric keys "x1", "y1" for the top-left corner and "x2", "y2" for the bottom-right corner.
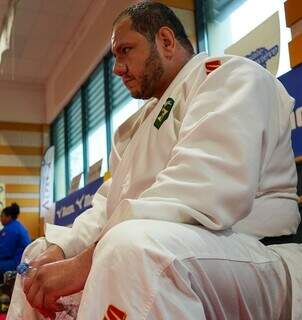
[{"x1": 155, "y1": 26, "x2": 176, "y2": 59}]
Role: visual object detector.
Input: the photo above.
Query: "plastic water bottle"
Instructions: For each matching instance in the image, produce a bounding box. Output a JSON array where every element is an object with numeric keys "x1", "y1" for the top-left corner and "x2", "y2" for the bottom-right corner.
[
  {"x1": 17, "y1": 262, "x2": 79, "y2": 319},
  {"x1": 16, "y1": 262, "x2": 36, "y2": 278}
]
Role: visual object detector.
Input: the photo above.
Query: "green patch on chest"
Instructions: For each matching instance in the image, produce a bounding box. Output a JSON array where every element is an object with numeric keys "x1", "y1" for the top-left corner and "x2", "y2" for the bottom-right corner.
[{"x1": 154, "y1": 98, "x2": 175, "y2": 129}]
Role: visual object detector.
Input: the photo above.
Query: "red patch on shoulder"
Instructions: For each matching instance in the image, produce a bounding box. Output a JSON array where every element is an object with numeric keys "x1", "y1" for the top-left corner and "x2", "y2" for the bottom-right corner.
[
  {"x1": 205, "y1": 60, "x2": 221, "y2": 75},
  {"x1": 103, "y1": 304, "x2": 127, "y2": 320}
]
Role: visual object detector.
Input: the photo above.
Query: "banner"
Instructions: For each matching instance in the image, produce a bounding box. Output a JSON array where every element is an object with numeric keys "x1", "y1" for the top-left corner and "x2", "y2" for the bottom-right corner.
[
  {"x1": 54, "y1": 177, "x2": 103, "y2": 226},
  {"x1": 69, "y1": 172, "x2": 83, "y2": 194},
  {"x1": 225, "y1": 12, "x2": 280, "y2": 75},
  {"x1": 0, "y1": 183, "x2": 5, "y2": 211},
  {"x1": 0, "y1": 0, "x2": 16, "y2": 63},
  {"x1": 88, "y1": 159, "x2": 103, "y2": 183},
  {"x1": 279, "y1": 64, "x2": 302, "y2": 160},
  {"x1": 40, "y1": 146, "x2": 55, "y2": 218}
]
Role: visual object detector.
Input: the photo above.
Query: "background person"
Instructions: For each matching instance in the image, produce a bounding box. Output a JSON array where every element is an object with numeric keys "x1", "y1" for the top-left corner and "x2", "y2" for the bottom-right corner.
[{"x1": 0, "y1": 203, "x2": 31, "y2": 283}]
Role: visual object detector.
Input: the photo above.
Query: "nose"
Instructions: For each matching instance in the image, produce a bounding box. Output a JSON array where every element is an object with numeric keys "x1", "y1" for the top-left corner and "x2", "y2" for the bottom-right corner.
[{"x1": 113, "y1": 60, "x2": 127, "y2": 77}]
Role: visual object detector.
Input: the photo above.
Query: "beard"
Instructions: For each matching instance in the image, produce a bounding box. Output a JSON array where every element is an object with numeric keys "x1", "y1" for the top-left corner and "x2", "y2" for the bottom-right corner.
[{"x1": 130, "y1": 45, "x2": 164, "y2": 99}]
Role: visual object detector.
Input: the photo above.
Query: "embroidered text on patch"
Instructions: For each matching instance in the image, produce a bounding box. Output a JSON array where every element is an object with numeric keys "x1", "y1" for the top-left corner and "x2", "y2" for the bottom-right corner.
[
  {"x1": 154, "y1": 97, "x2": 175, "y2": 129},
  {"x1": 205, "y1": 60, "x2": 221, "y2": 75},
  {"x1": 103, "y1": 304, "x2": 127, "y2": 320}
]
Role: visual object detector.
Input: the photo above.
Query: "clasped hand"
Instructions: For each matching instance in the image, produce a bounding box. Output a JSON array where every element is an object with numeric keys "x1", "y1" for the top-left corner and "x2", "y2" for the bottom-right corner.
[{"x1": 23, "y1": 244, "x2": 88, "y2": 319}]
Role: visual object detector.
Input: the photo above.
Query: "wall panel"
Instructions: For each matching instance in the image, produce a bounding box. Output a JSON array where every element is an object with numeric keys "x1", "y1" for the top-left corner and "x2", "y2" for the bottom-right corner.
[{"x1": 0, "y1": 122, "x2": 43, "y2": 239}]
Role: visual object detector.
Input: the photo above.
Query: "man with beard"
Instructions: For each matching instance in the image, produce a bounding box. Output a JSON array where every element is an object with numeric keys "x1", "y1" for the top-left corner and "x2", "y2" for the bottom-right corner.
[{"x1": 7, "y1": 2, "x2": 302, "y2": 320}]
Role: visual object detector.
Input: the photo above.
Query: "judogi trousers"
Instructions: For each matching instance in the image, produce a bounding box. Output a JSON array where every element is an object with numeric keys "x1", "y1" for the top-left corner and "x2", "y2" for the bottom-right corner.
[{"x1": 7, "y1": 220, "x2": 291, "y2": 320}]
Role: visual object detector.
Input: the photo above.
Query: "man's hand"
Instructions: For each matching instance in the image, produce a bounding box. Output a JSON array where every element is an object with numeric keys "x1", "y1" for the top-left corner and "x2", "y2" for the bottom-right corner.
[
  {"x1": 23, "y1": 244, "x2": 95, "y2": 319},
  {"x1": 30, "y1": 244, "x2": 65, "y2": 268}
]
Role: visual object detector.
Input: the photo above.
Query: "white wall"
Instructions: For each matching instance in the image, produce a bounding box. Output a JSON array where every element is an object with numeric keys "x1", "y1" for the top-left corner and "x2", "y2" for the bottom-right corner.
[
  {"x1": 0, "y1": 80, "x2": 45, "y2": 123},
  {"x1": 45, "y1": 0, "x2": 138, "y2": 124}
]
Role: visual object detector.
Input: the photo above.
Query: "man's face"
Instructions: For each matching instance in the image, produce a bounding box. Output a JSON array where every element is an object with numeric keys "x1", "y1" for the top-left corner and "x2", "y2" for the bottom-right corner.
[{"x1": 111, "y1": 18, "x2": 164, "y2": 99}]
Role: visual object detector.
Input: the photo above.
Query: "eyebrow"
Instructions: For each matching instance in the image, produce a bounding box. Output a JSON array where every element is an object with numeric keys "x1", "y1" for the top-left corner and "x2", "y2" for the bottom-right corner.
[{"x1": 112, "y1": 41, "x2": 133, "y2": 56}]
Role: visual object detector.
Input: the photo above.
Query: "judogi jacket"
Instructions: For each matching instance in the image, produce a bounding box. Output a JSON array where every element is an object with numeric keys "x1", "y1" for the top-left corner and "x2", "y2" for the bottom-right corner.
[
  {"x1": 46, "y1": 54, "x2": 301, "y2": 315},
  {"x1": 46, "y1": 52, "x2": 301, "y2": 317}
]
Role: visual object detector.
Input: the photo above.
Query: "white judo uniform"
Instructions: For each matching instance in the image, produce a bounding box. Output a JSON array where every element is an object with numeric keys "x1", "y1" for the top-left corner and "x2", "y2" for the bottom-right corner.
[{"x1": 7, "y1": 53, "x2": 302, "y2": 320}]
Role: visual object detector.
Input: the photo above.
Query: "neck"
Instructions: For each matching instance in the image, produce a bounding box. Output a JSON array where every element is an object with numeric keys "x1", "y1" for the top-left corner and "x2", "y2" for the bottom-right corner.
[{"x1": 154, "y1": 53, "x2": 193, "y2": 99}]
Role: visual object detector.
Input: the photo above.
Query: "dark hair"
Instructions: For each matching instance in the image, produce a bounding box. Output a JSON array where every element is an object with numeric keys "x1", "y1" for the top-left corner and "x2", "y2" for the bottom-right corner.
[
  {"x1": 114, "y1": 1, "x2": 194, "y2": 55},
  {"x1": 2, "y1": 203, "x2": 20, "y2": 220}
]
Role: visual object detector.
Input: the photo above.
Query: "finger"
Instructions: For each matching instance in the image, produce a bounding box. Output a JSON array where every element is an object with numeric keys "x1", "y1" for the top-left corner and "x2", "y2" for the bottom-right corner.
[
  {"x1": 29, "y1": 260, "x2": 42, "y2": 268},
  {"x1": 38, "y1": 308, "x2": 56, "y2": 320},
  {"x1": 23, "y1": 265, "x2": 39, "y2": 296},
  {"x1": 44, "y1": 295, "x2": 65, "y2": 314},
  {"x1": 48, "y1": 313, "x2": 56, "y2": 320},
  {"x1": 25, "y1": 280, "x2": 41, "y2": 308},
  {"x1": 29, "y1": 287, "x2": 45, "y2": 310},
  {"x1": 37, "y1": 298, "x2": 60, "y2": 320},
  {"x1": 23, "y1": 275, "x2": 34, "y2": 295}
]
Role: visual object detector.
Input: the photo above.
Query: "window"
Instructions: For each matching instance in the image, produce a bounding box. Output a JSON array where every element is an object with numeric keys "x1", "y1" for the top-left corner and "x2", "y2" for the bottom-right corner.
[
  {"x1": 108, "y1": 56, "x2": 136, "y2": 135},
  {"x1": 51, "y1": 54, "x2": 143, "y2": 200},
  {"x1": 203, "y1": 0, "x2": 291, "y2": 76},
  {"x1": 84, "y1": 64, "x2": 108, "y2": 176},
  {"x1": 66, "y1": 91, "x2": 84, "y2": 188},
  {"x1": 112, "y1": 99, "x2": 142, "y2": 133},
  {"x1": 51, "y1": 113, "x2": 66, "y2": 200},
  {"x1": 88, "y1": 125, "x2": 107, "y2": 176}
]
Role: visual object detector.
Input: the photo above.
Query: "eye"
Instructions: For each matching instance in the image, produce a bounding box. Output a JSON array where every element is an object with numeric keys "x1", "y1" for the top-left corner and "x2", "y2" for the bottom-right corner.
[{"x1": 121, "y1": 47, "x2": 131, "y2": 55}]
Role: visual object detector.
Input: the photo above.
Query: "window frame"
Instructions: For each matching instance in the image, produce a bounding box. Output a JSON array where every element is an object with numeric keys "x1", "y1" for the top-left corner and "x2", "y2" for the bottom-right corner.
[{"x1": 51, "y1": 52, "x2": 133, "y2": 201}]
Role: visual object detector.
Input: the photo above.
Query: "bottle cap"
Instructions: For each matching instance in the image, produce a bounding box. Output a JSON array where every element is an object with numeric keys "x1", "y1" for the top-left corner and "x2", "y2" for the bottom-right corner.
[{"x1": 16, "y1": 262, "x2": 30, "y2": 275}]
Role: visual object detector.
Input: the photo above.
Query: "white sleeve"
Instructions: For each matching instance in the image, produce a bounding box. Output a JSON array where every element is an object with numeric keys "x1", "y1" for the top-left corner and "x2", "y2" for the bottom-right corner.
[
  {"x1": 45, "y1": 179, "x2": 111, "y2": 258},
  {"x1": 105, "y1": 58, "x2": 282, "y2": 231}
]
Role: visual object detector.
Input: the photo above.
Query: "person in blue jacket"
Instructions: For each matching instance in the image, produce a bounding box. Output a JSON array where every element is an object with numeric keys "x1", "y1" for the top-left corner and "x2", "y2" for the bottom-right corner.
[{"x1": 0, "y1": 203, "x2": 31, "y2": 282}]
